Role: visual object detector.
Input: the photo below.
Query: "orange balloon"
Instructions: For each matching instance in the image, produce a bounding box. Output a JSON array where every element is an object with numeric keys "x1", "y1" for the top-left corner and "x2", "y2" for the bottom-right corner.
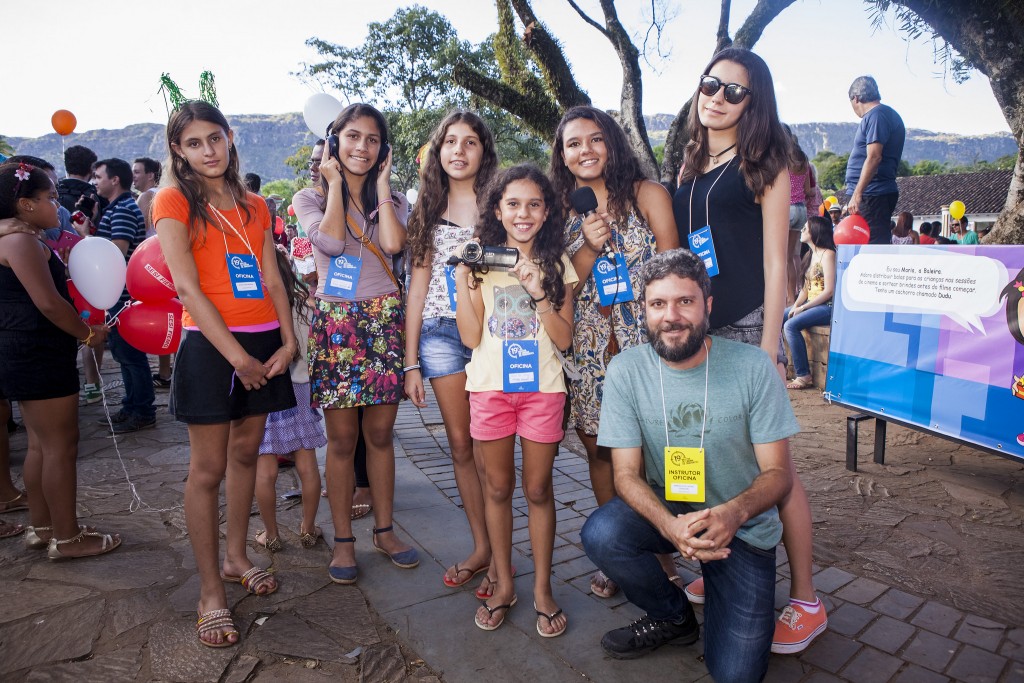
[{"x1": 51, "y1": 110, "x2": 77, "y2": 136}]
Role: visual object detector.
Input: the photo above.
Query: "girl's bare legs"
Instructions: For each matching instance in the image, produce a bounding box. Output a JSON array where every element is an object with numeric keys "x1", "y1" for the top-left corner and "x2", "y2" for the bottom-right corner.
[
  {"x1": 577, "y1": 432, "x2": 614, "y2": 506},
  {"x1": 293, "y1": 448, "x2": 321, "y2": 535},
  {"x1": 324, "y1": 408, "x2": 358, "y2": 569},
  {"x1": 362, "y1": 404, "x2": 413, "y2": 555},
  {"x1": 781, "y1": 463, "x2": 818, "y2": 602},
  {"x1": 20, "y1": 395, "x2": 113, "y2": 555},
  {"x1": 184, "y1": 423, "x2": 235, "y2": 646},
  {"x1": 521, "y1": 437, "x2": 567, "y2": 636},
  {"x1": 254, "y1": 454, "x2": 280, "y2": 541},
  {"x1": 475, "y1": 435, "x2": 516, "y2": 628},
  {"x1": 221, "y1": 414, "x2": 272, "y2": 581},
  {"x1": 433, "y1": 373, "x2": 490, "y2": 580}
]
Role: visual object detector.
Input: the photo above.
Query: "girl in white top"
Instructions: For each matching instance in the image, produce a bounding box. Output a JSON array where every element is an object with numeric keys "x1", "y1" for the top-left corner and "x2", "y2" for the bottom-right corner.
[
  {"x1": 404, "y1": 112, "x2": 500, "y2": 593},
  {"x1": 454, "y1": 165, "x2": 577, "y2": 637}
]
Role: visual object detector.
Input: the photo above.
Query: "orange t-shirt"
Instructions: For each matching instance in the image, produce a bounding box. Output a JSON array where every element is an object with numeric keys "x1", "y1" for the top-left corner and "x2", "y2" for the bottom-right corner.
[{"x1": 152, "y1": 187, "x2": 277, "y2": 329}]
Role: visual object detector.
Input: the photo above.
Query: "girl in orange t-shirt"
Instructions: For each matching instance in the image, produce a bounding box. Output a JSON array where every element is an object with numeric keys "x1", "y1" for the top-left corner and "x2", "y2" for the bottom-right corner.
[{"x1": 153, "y1": 102, "x2": 297, "y2": 649}]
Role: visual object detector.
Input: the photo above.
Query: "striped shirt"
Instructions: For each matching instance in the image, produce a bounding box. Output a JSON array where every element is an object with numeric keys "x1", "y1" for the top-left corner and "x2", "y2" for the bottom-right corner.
[{"x1": 96, "y1": 192, "x2": 145, "y2": 259}]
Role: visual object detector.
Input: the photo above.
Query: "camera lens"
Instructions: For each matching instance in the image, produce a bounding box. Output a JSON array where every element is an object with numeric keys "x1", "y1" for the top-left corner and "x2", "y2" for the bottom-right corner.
[{"x1": 463, "y1": 242, "x2": 482, "y2": 263}]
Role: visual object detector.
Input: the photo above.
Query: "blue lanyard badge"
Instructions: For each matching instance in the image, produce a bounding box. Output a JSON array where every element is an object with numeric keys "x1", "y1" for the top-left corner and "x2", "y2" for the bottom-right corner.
[
  {"x1": 445, "y1": 264, "x2": 458, "y2": 312},
  {"x1": 502, "y1": 340, "x2": 540, "y2": 393},
  {"x1": 225, "y1": 253, "x2": 264, "y2": 299},
  {"x1": 324, "y1": 253, "x2": 363, "y2": 297},
  {"x1": 592, "y1": 253, "x2": 635, "y2": 305},
  {"x1": 688, "y1": 226, "x2": 719, "y2": 277}
]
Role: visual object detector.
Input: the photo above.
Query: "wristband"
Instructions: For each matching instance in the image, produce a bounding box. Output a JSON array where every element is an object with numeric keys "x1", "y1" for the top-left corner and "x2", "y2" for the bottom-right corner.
[
  {"x1": 530, "y1": 293, "x2": 546, "y2": 304},
  {"x1": 369, "y1": 199, "x2": 395, "y2": 220},
  {"x1": 403, "y1": 364, "x2": 421, "y2": 372}
]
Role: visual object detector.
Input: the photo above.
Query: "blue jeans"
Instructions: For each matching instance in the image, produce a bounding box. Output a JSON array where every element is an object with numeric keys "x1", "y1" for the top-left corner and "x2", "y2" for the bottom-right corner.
[
  {"x1": 108, "y1": 327, "x2": 156, "y2": 420},
  {"x1": 782, "y1": 304, "x2": 832, "y2": 378},
  {"x1": 582, "y1": 496, "x2": 777, "y2": 683}
]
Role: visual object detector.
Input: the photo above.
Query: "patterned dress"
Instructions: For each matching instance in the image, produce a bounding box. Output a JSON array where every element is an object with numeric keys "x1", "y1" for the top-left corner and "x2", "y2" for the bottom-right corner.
[{"x1": 565, "y1": 209, "x2": 658, "y2": 435}]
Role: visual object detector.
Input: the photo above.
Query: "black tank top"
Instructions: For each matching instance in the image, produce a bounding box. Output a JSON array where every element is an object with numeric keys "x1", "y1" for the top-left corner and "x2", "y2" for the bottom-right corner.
[
  {"x1": 673, "y1": 159, "x2": 765, "y2": 329},
  {"x1": 0, "y1": 240, "x2": 73, "y2": 335}
]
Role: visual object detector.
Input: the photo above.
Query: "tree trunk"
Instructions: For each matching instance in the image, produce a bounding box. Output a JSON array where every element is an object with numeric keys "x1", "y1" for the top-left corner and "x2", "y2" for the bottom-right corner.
[
  {"x1": 451, "y1": 62, "x2": 562, "y2": 137},
  {"x1": 882, "y1": 0, "x2": 1024, "y2": 244}
]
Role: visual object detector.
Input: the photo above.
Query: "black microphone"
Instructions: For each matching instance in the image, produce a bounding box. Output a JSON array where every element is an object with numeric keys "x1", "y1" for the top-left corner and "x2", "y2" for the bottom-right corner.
[{"x1": 569, "y1": 187, "x2": 614, "y2": 259}]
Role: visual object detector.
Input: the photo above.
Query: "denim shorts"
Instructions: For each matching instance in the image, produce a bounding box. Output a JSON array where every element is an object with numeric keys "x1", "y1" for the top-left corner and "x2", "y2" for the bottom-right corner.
[{"x1": 419, "y1": 317, "x2": 472, "y2": 380}]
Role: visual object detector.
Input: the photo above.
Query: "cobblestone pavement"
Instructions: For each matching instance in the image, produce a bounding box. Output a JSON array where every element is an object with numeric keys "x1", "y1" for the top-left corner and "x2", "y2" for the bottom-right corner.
[{"x1": 0, "y1": 363, "x2": 1021, "y2": 682}]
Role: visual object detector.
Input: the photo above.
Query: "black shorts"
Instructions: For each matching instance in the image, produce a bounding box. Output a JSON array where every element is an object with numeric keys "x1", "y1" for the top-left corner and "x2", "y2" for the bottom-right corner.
[
  {"x1": 170, "y1": 328, "x2": 296, "y2": 424},
  {"x1": 0, "y1": 332, "x2": 78, "y2": 401}
]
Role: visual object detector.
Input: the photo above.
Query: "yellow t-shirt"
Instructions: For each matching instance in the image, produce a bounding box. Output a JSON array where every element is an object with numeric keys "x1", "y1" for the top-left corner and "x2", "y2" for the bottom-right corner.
[{"x1": 465, "y1": 253, "x2": 578, "y2": 394}]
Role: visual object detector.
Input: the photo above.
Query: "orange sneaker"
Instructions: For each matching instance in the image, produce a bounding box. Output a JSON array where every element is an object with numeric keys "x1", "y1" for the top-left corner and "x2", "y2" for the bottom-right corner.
[
  {"x1": 683, "y1": 577, "x2": 705, "y2": 604},
  {"x1": 771, "y1": 599, "x2": 828, "y2": 654}
]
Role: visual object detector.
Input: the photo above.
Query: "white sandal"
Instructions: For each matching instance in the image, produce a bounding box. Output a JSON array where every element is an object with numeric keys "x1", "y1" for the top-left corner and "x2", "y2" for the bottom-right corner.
[{"x1": 47, "y1": 528, "x2": 122, "y2": 561}]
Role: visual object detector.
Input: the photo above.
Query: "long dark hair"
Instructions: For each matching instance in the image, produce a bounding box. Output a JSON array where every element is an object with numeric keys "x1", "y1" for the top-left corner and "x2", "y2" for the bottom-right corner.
[
  {"x1": 800, "y1": 215, "x2": 836, "y2": 273},
  {"x1": 784, "y1": 124, "x2": 809, "y2": 174},
  {"x1": 407, "y1": 110, "x2": 498, "y2": 268},
  {"x1": 274, "y1": 248, "x2": 312, "y2": 323},
  {"x1": 475, "y1": 165, "x2": 566, "y2": 310},
  {"x1": 893, "y1": 211, "x2": 914, "y2": 238},
  {"x1": 681, "y1": 48, "x2": 789, "y2": 197},
  {"x1": 550, "y1": 106, "x2": 647, "y2": 220},
  {"x1": 321, "y1": 103, "x2": 391, "y2": 227},
  {"x1": 1001, "y1": 267, "x2": 1024, "y2": 345},
  {"x1": 165, "y1": 101, "x2": 252, "y2": 246}
]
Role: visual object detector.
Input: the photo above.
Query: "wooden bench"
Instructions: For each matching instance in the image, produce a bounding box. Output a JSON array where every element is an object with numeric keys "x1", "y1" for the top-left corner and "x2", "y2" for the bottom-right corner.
[{"x1": 784, "y1": 324, "x2": 831, "y2": 390}]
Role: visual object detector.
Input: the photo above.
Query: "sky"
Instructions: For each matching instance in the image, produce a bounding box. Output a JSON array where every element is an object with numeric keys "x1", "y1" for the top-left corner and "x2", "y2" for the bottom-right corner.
[{"x1": 0, "y1": 0, "x2": 1011, "y2": 140}]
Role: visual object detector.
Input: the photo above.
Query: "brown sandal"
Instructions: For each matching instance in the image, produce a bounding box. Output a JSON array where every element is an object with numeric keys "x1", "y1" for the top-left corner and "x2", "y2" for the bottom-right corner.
[
  {"x1": 299, "y1": 526, "x2": 322, "y2": 548},
  {"x1": 196, "y1": 608, "x2": 239, "y2": 648},
  {"x1": 255, "y1": 530, "x2": 283, "y2": 553}
]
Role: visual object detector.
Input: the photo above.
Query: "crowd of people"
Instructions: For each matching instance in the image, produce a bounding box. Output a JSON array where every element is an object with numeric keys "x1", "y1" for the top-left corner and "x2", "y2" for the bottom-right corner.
[{"x1": 1, "y1": 48, "x2": 985, "y2": 681}]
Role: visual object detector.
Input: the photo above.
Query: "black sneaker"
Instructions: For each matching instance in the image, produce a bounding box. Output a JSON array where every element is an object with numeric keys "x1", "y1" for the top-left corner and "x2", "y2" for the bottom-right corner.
[
  {"x1": 109, "y1": 414, "x2": 157, "y2": 434},
  {"x1": 152, "y1": 373, "x2": 172, "y2": 390},
  {"x1": 600, "y1": 613, "x2": 700, "y2": 659},
  {"x1": 97, "y1": 410, "x2": 130, "y2": 426}
]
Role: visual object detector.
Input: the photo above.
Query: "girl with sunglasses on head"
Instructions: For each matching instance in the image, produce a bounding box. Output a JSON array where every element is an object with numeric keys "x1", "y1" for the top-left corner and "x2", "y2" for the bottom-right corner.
[
  {"x1": 293, "y1": 103, "x2": 416, "y2": 585},
  {"x1": 404, "y1": 111, "x2": 499, "y2": 593},
  {"x1": 550, "y1": 106, "x2": 678, "y2": 599},
  {"x1": 154, "y1": 103, "x2": 298, "y2": 648},
  {"x1": 672, "y1": 47, "x2": 827, "y2": 655}
]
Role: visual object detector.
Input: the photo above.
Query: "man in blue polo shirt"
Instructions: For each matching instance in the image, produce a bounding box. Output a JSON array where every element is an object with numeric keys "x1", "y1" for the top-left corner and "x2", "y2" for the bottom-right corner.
[
  {"x1": 845, "y1": 76, "x2": 905, "y2": 245},
  {"x1": 91, "y1": 158, "x2": 156, "y2": 433}
]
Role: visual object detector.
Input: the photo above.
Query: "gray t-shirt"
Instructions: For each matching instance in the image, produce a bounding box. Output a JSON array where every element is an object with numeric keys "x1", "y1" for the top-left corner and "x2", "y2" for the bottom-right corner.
[{"x1": 597, "y1": 337, "x2": 800, "y2": 549}]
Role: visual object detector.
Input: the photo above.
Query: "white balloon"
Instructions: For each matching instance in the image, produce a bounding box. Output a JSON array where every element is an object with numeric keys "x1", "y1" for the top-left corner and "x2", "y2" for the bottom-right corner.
[
  {"x1": 303, "y1": 93, "x2": 343, "y2": 137},
  {"x1": 406, "y1": 187, "x2": 419, "y2": 205},
  {"x1": 68, "y1": 237, "x2": 128, "y2": 311}
]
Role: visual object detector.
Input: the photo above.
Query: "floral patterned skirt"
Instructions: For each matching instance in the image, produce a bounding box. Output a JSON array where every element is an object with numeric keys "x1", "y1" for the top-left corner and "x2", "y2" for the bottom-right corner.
[{"x1": 309, "y1": 294, "x2": 404, "y2": 409}]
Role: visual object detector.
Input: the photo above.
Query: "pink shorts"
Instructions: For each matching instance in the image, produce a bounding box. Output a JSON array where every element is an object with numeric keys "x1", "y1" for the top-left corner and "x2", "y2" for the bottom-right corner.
[{"x1": 469, "y1": 391, "x2": 566, "y2": 443}]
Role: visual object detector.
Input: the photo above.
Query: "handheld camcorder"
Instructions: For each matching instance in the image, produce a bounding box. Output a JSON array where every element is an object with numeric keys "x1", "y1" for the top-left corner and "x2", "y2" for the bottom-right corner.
[{"x1": 446, "y1": 243, "x2": 519, "y2": 270}]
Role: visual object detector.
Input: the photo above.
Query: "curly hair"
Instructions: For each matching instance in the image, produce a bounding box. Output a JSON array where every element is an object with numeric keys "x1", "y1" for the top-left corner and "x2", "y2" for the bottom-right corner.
[
  {"x1": 273, "y1": 248, "x2": 312, "y2": 325},
  {"x1": 474, "y1": 165, "x2": 566, "y2": 311},
  {"x1": 549, "y1": 106, "x2": 647, "y2": 220},
  {"x1": 165, "y1": 101, "x2": 252, "y2": 247},
  {"x1": 0, "y1": 162, "x2": 53, "y2": 220},
  {"x1": 681, "y1": 48, "x2": 789, "y2": 198},
  {"x1": 407, "y1": 111, "x2": 498, "y2": 268}
]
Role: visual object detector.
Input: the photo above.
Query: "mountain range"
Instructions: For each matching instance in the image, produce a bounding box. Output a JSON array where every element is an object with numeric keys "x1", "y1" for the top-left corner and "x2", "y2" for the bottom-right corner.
[{"x1": 6, "y1": 114, "x2": 1017, "y2": 185}]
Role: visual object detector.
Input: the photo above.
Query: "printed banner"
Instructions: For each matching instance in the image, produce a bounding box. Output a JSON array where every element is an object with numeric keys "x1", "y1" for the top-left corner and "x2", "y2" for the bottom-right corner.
[{"x1": 827, "y1": 244, "x2": 1024, "y2": 461}]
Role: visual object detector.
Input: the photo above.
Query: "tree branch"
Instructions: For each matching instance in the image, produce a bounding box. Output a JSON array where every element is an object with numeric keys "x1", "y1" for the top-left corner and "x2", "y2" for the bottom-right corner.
[
  {"x1": 509, "y1": 0, "x2": 591, "y2": 109},
  {"x1": 715, "y1": 0, "x2": 733, "y2": 52},
  {"x1": 733, "y1": 0, "x2": 797, "y2": 48},
  {"x1": 564, "y1": 0, "x2": 610, "y2": 37},
  {"x1": 451, "y1": 62, "x2": 562, "y2": 137}
]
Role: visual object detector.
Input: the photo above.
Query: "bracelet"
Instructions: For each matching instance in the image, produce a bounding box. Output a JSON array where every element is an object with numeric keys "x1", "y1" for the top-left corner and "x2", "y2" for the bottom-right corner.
[
  {"x1": 80, "y1": 327, "x2": 95, "y2": 346},
  {"x1": 536, "y1": 303, "x2": 553, "y2": 315},
  {"x1": 530, "y1": 293, "x2": 546, "y2": 303},
  {"x1": 369, "y1": 199, "x2": 395, "y2": 220},
  {"x1": 403, "y1": 364, "x2": 421, "y2": 372}
]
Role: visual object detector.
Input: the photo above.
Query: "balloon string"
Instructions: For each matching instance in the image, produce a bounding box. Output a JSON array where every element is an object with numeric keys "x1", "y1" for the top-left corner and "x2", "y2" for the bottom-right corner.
[
  {"x1": 106, "y1": 301, "x2": 131, "y2": 326},
  {"x1": 87, "y1": 349, "x2": 182, "y2": 514}
]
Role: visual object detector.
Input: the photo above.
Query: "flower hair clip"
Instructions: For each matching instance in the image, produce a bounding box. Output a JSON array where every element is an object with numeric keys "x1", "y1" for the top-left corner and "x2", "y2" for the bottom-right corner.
[
  {"x1": 12, "y1": 162, "x2": 32, "y2": 196},
  {"x1": 1014, "y1": 280, "x2": 1024, "y2": 295}
]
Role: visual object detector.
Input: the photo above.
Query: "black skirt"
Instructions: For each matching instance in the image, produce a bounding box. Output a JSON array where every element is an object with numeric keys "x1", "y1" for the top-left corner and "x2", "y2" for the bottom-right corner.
[
  {"x1": 170, "y1": 328, "x2": 295, "y2": 424},
  {"x1": 0, "y1": 332, "x2": 78, "y2": 401}
]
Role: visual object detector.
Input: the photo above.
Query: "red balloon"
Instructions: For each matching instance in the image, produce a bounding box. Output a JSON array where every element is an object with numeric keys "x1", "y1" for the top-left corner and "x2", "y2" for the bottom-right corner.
[
  {"x1": 117, "y1": 299, "x2": 183, "y2": 355},
  {"x1": 834, "y1": 214, "x2": 870, "y2": 245},
  {"x1": 274, "y1": 216, "x2": 285, "y2": 235},
  {"x1": 287, "y1": 204, "x2": 295, "y2": 217},
  {"x1": 126, "y1": 236, "x2": 177, "y2": 302},
  {"x1": 67, "y1": 279, "x2": 104, "y2": 323}
]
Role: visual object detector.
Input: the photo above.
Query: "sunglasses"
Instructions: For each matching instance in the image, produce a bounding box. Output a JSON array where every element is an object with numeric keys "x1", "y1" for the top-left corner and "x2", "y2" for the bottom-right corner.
[{"x1": 698, "y1": 75, "x2": 753, "y2": 104}]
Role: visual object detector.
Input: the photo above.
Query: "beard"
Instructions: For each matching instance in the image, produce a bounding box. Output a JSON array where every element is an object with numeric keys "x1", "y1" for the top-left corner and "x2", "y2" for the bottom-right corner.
[{"x1": 648, "y1": 316, "x2": 710, "y2": 363}]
